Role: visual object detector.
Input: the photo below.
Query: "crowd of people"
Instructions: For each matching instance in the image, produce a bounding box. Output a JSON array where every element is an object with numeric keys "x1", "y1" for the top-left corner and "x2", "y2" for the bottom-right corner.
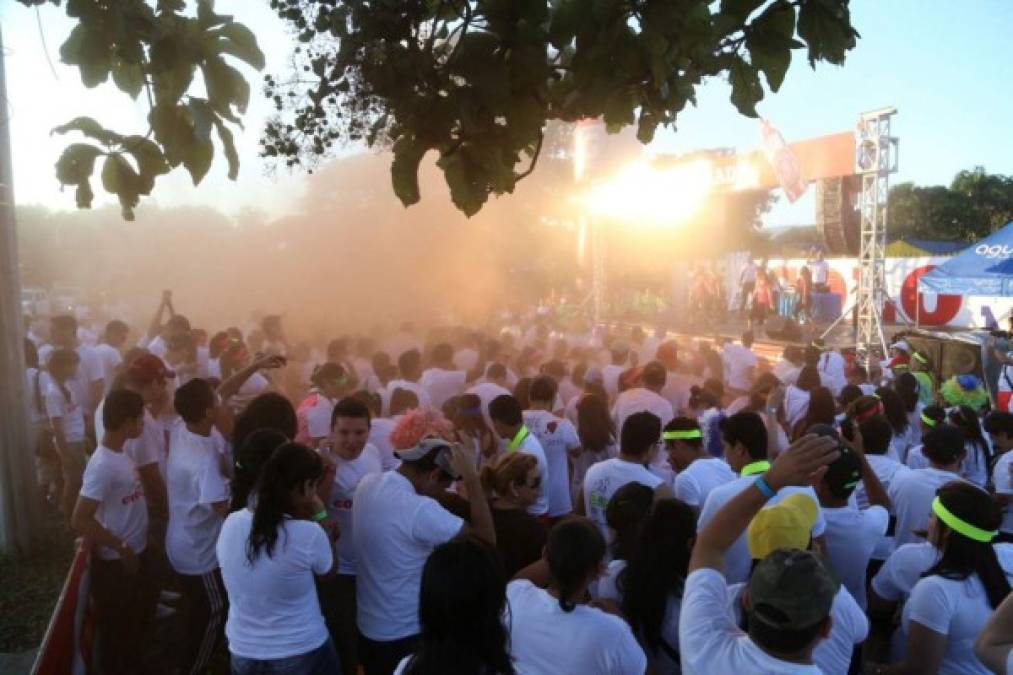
[{"x1": 20, "y1": 292, "x2": 1013, "y2": 675}]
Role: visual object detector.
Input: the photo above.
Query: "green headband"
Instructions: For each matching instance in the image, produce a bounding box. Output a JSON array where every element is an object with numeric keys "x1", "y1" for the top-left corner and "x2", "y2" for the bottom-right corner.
[
  {"x1": 663, "y1": 429, "x2": 702, "y2": 441},
  {"x1": 920, "y1": 412, "x2": 938, "y2": 428},
  {"x1": 932, "y1": 497, "x2": 996, "y2": 543}
]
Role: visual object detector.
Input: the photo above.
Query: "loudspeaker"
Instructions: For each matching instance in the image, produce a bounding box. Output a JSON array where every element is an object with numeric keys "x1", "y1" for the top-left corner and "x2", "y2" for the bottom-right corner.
[
  {"x1": 766, "y1": 316, "x2": 803, "y2": 341},
  {"x1": 816, "y1": 176, "x2": 860, "y2": 255}
]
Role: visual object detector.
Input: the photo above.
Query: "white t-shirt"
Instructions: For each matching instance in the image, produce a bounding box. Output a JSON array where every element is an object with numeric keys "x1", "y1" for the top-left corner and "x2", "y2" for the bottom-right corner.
[
  {"x1": 660, "y1": 373, "x2": 692, "y2": 416},
  {"x1": 817, "y1": 351, "x2": 847, "y2": 397},
  {"x1": 857, "y1": 454, "x2": 912, "y2": 560},
  {"x1": 512, "y1": 431, "x2": 551, "y2": 516},
  {"x1": 823, "y1": 505, "x2": 890, "y2": 610},
  {"x1": 598, "y1": 559, "x2": 681, "y2": 674},
  {"x1": 901, "y1": 544, "x2": 1013, "y2": 675},
  {"x1": 40, "y1": 343, "x2": 104, "y2": 412},
  {"x1": 166, "y1": 425, "x2": 230, "y2": 575},
  {"x1": 679, "y1": 568, "x2": 822, "y2": 675},
  {"x1": 419, "y1": 367, "x2": 467, "y2": 410},
  {"x1": 44, "y1": 380, "x2": 86, "y2": 442},
  {"x1": 994, "y1": 450, "x2": 1013, "y2": 534},
  {"x1": 227, "y1": 371, "x2": 270, "y2": 413},
  {"x1": 783, "y1": 385, "x2": 811, "y2": 431},
  {"x1": 673, "y1": 457, "x2": 736, "y2": 509},
  {"x1": 698, "y1": 476, "x2": 826, "y2": 585},
  {"x1": 94, "y1": 343, "x2": 123, "y2": 396},
  {"x1": 382, "y1": 379, "x2": 431, "y2": 415},
  {"x1": 300, "y1": 393, "x2": 336, "y2": 443},
  {"x1": 725, "y1": 581, "x2": 868, "y2": 675},
  {"x1": 871, "y1": 541, "x2": 943, "y2": 662},
  {"x1": 722, "y1": 344, "x2": 757, "y2": 392},
  {"x1": 506, "y1": 579, "x2": 647, "y2": 675},
  {"x1": 601, "y1": 363, "x2": 626, "y2": 400},
  {"x1": 326, "y1": 444, "x2": 383, "y2": 575},
  {"x1": 79, "y1": 446, "x2": 148, "y2": 560},
  {"x1": 612, "y1": 388, "x2": 674, "y2": 436},
  {"x1": 94, "y1": 402, "x2": 164, "y2": 471},
  {"x1": 352, "y1": 471, "x2": 463, "y2": 640},
  {"x1": 25, "y1": 368, "x2": 49, "y2": 426},
  {"x1": 217, "y1": 508, "x2": 332, "y2": 660},
  {"x1": 810, "y1": 259, "x2": 830, "y2": 285},
  {"x1": 582, "y1": 458, "x2": 664, "y2": 540},
  {"x1": 453, "y1": 347, "x2": 479, "y2": 373},
  {"x1": 368, "y1": 417, "x2": 401, "y2": 471},
  {"x1": 466, "y1": 381, "x2": 511, "y2": 429},
  {"x1": 889, "y1": 467, "x2": 965, "y2": 548},
  {"x1": 524, "y1": 410, "x2": 580, "y2": 517}
]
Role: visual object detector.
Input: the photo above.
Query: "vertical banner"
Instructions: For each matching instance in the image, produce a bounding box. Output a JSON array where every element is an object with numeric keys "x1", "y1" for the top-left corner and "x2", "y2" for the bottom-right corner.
[{"x1": 760, "y1": 119, "x2": 808, "y2": 203}]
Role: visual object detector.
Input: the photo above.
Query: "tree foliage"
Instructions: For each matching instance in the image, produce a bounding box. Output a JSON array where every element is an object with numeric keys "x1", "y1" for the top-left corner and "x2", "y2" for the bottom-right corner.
[
  {"x1": 15, "y1": 0, "x2": 264, "y2": 219},
  {"x1": 263, "y1": 0, "x2": 858, "y2": 215},
  {"x1": 888, "y1": 167, "x2": 1013, "y2": 242}
]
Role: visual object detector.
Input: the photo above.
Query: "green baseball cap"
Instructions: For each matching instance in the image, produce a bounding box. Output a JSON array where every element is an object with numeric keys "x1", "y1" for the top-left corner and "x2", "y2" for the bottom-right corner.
[{"x1": 748, "y1": 549, "x2": 838, "y2": 631}]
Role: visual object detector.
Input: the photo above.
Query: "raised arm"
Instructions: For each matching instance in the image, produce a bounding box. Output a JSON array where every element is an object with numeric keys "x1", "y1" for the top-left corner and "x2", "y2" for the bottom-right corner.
[
  {"x1": 450, "y1": 443, "x2": 496, "y2": 546},
  {"x1": 688, "y1": 434, "x2": 839, "y2": 573},
  {"x1": 217, "y1": 353, "x2": 286, "y2": 402},
  {"x1": 144, "y1": 291, "x2": 171, "y2": 342}
]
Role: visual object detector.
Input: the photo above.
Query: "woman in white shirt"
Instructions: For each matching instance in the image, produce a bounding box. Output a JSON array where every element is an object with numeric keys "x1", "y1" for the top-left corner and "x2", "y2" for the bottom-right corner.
[
  {"x1": 570, "y1": 392, "x2": 618, "y2": 504},
  {"x1": 393, "y1": 538, "x2": 514, "y2": 675},
  {"x1": 874, "y1": 481, "x2": 1013, "y2": 674},
  {"x1": 508, "y1": 517, "x2": 647, "y2": 674},
  {"x1": 294, "y1": 363, "x2": 349, "y2": 447},
  {"x1": 600, "y1": 499, "x2": 696, "y2": 674},
  {"x1": 45, "y1": 348, "x2": 87, "y2": 518},
  {"x1": 217, "y1": 442, "x2": 340, "y2": 675},
  {"x1": 947, "y1": 406, "x2": 993, "y2": 489},
  {"x1": 783, "y1": 365, "x2": 819, "y2": 432}
]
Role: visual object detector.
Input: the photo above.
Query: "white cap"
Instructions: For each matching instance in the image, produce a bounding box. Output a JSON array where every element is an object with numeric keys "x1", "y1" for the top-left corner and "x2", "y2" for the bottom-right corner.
[{"x1": 890, "y1": 340, "x2": 910, "y2": 353}]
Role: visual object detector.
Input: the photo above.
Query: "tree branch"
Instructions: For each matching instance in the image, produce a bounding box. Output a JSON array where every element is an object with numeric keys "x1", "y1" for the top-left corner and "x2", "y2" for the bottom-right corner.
[{"x1": 514, "y1": 130, "x2": 544, "y2": 182}]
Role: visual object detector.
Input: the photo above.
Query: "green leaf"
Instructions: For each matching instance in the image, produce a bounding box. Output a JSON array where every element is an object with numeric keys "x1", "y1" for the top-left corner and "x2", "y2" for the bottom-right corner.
[
  {"x1": 636, "y1": 110, "x2": 660, "y2": 144},
  {"x1": 548, "y1": 0, "x2": 583, "y2": 50},
  {"x1": 391, "y1": 134, "x2": 428, "y2": 207},
  {"x1": 55, "y1": 143, "x2": 103, "y2": 185},
  {"x1": 720, "y1": 0, "x2": 765, "y2": 22},
  {"x1": 438, "y1": 149, "x2": 486, "y2": 217},
  {"x1": 59, "y1": 24, "x2": 112, "y2": 87},
  {"x1": 746, "y1": 0, "x2": 796, "y2": 91},
  {"x1": 122, "y1": 136, "x2": 170, "y2": 194},
  {"x1": 603, "y1": 88, "x2": 637, "y2": 131},
  {"x1": 149, "y1": 104, "x2": 192, "y2": 167},
  {"x1": 75, "y1": 180, "x2": 94, "y2": 210},
  {"x1": 210, "y1": 23, "x2": 266, "y2": 70},
  {"x1": 150, "y1": 37, "x2": 196, "y2": 105},
  {"x1": 101, "y1": 153, "x2": 142, "y2": 220},
  {"x1": 197, "y1": 0, "x2": 233, "y2": 29},
  {"x1": 112, "y1": 59, "x2": 145, "y2": 99},
  {"x1": 203, "y1": 57, "x2": 251, "y2": 117},
  {"x1": 51, "y1": 117, "x2": 124, "y2": 146},
  {"x1": 729, "y1": 57, "x2": 763, "y2": 117},
  {"x1": 797, "y1": 0, "x2": 859, "y2": 67}
]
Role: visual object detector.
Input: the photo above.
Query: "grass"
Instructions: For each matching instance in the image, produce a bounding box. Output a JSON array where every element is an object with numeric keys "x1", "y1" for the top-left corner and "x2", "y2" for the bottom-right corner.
[{"x1": 0, "y1": 522, "x2": 75, "y2": 654}]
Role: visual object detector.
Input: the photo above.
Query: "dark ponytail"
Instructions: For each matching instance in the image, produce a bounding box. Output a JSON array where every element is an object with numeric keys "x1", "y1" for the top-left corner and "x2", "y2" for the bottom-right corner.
[
  {"x1": 949, "y1": 406, "x2": 992, "y2": 482},
  {"x1": 546, "y1": 517, "x2": 606, "y2": 613},
  {"x1": 605, "y1": 483, "x2": 653, "y2": 562},
  {"x1": 247, "y1": 442, "x2": 323, "y2": 563},
  {"x1": 924, "y1": 481, "x2": 1010, "y2": 609}
]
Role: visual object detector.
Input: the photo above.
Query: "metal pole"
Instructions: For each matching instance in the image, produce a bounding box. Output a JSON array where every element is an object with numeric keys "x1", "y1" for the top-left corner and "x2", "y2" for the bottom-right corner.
[{"x1": 0, "y1": 23, "x2": 43, "y2": 556}]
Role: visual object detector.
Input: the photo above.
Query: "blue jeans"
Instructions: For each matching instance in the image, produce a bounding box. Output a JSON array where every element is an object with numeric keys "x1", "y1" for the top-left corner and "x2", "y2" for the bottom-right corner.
[{"x1": 231, "y1": 638, "x2": 340, "y2": 675}]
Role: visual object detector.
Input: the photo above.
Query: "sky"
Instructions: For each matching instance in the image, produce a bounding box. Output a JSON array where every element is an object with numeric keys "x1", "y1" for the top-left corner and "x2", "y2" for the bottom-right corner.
[{"x1": 1, "y1": 0, "x2": 1012, "y2": 226}]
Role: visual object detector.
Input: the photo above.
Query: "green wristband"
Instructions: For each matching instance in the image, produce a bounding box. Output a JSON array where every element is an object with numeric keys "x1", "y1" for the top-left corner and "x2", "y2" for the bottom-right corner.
[{"x1": 311, "y1": 510, "x2": 328, "y2": 522}]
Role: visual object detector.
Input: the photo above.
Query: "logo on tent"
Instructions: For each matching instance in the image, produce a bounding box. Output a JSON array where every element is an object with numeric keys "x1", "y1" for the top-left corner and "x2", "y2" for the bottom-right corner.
[{"x1": 975, "y1": 244, "x2": 1013, "y2": 260}]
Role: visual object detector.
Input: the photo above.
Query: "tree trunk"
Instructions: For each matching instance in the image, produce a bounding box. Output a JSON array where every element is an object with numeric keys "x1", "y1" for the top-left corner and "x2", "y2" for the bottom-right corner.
[{"x1": 0, "y1": 23, "x2": 43, "y2": 556}]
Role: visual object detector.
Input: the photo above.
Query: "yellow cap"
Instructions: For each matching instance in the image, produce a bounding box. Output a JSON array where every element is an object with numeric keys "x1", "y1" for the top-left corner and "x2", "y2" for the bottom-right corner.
[{"x1": 747, "y1": 493, "x2": 818, "y2": 560}]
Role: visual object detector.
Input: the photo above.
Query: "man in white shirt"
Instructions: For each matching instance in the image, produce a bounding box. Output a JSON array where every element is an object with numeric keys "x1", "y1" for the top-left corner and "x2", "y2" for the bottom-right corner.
[
  {"x1": 656, "y1": 340, "x2": 691, "y2": 415},
  {"x1": 466, "y1": 363, "x2": 512, "y2": 430},
  {"x1": 815, "y1": 443, "x2": 890, "y2": 610},
  {"x1": 94, "y1": 319, "x2": 128, "y2": 396},
  {"x1": 318, "y1": 398, "x2": 384, "y2": 675},
  {"x1": 809, "y1": 248, "x2": 831, "y2": 292},
  {"x1": 663, "y1": 417, "x2": 735, "y2": 513},
  {"x1": 722, "y1": 332, "x2": 757, "y2": 396},
  {"x1": 352, "y1": 438, "x2": 495, "y2": 675},
  {"x1": 601, "y1": 342, "x2": 630, "y2": 401},
  {"x1": 889, "y1": 425, "x2": 967, "y2": 548},
  {"x1": 71, "y1": 389, "x2": 155, "y2": 675},
  {"x1": 419, "y1": 343, "x2": 468, "y2": 410},
  {"x1": 524, "y1": 376, "x2": 581, "y2": 520},
  {"x1": 985, "y1": 412, "x2": 1013, "y2": 542},
  {"x1": 613, "y1": 361, "x2": 675, "y2": 481},
  {"x1": 578, "y1": 411, "x2": 674, "y2": 538},
  {"x1": 41, "y1": 314, "x2": 105, "y2": 420},
  {"x1": 681, "y1": 433, "x2": 840, "y2": 675},
  {"x1": 738, "y1": 257, "x2": 758, "y2": 314},
  {"x1": 698, "y1": 412, "x2": 828, "y2": 585},
  {"x1": 381, "y1": 349, "x2": 431, "y2": 415},
  {"x1": 167, "y1": 378, "x2": 231, "y2": 675},
  {"x1": 489, "y1": 394, "x2": 551, "y2": 517}
]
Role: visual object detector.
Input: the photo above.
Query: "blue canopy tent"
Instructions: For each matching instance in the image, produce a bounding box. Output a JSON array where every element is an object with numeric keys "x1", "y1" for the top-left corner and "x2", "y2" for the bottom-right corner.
[{"x1": 918, "y1": 221, "x2": 1013, "y2": 296}]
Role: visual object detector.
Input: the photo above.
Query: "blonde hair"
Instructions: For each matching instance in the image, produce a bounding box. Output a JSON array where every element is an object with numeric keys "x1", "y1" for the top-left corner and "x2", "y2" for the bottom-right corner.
[{"x1": 480, "y1": 452, "x2": 537, "y2": 497}]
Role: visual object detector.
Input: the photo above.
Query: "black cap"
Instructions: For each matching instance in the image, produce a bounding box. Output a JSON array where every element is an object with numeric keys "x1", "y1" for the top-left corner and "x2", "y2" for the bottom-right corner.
[{"x1": 823, "y1": 445, "x2": 862, "y2": 499}]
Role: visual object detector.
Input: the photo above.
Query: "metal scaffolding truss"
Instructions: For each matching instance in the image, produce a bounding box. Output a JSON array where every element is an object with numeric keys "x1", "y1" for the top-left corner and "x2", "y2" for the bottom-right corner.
[{"x1": 855, "y1": 107, "x2": 899, "y2": 370}]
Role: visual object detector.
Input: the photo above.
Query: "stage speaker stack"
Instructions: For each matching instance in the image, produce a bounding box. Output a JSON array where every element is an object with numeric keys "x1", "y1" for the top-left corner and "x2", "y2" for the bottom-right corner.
[{"x1": 816, "y1": 176, "x2": 860, "y2": 255}]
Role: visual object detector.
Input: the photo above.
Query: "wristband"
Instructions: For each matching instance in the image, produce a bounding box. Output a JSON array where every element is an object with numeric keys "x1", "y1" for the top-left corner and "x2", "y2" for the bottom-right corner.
[
  {"x1": 754, "y1": 475, "x2": 777, "y2": 499},
  {"x1": 311, "y1": 510, "x2": 328, "y2": 522}
]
